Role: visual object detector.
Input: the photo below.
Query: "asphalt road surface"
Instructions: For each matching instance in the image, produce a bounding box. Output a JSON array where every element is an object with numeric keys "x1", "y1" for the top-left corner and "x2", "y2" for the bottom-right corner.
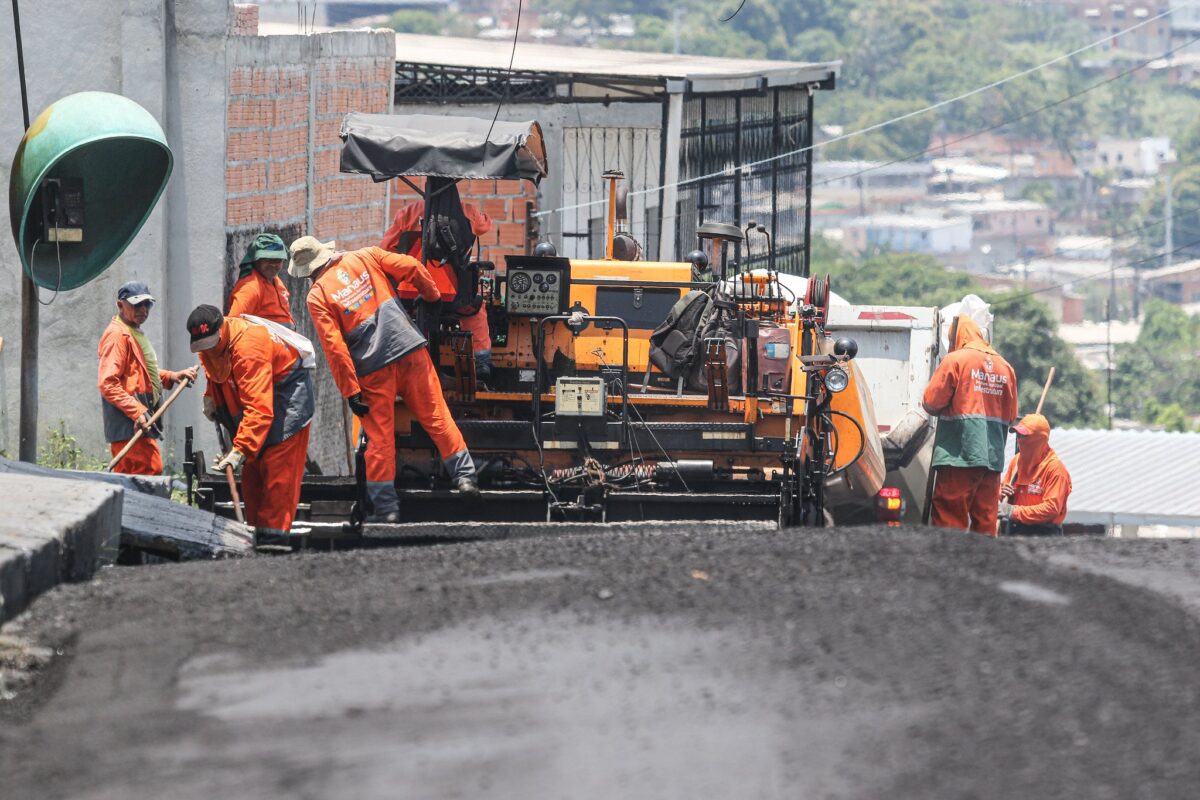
[{"x1": 3, "y1": 525, "x2": 1200, "y2": 799}]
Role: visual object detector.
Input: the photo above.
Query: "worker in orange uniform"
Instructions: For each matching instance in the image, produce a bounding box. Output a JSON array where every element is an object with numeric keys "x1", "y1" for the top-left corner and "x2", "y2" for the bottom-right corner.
[
  {"x1": 921, "y1": 314, "x2": 1018, "y2": 535},
  {"x1": 228, "y1": 233, "x2": 294, "y2": 326},
  {"x1": 187, "y1": 304, "x2": 314, "y2": 548},
  {"x1": 99, "y1": 281, "x2": 199, "y2": 474},
  {"x1": 204, "y1": 234, "x2": 297, "y2": 428},
  {"x1": 290, "y1": 236, "x2": 480, "y2": 524},
  {"x1": 380, "y1": 181, "x2": 495, "y2": 382},
  {"x1": 999, "y1": 413, "x2": 1072, "y2": 536}
]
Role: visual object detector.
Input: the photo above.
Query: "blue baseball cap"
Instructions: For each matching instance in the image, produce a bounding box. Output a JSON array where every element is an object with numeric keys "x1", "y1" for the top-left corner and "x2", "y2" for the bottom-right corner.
[{"x1": 117, "y1": 280, "x2": 155, "y2": 306}]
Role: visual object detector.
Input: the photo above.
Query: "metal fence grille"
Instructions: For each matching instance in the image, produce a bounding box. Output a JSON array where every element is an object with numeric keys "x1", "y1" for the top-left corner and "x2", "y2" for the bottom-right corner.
[
  {"x1": 675, "y1": 88, "x2": 812, "y2": 275},
  {"x1": 561, "y1": 127, "x2": 662, "y2": 261}
]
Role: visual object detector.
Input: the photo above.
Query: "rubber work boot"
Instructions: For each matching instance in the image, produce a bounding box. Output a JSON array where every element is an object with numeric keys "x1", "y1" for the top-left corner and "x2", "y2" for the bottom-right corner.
[
  {"x1": 254, "y1": 528, "x2": 292, "y2": 554},
  {"x1": 366, "y1": 510, "x2": 401, "y2": 524},
  {"x1": 452, "y1": 476, "x2": 481, "y2": 498}
]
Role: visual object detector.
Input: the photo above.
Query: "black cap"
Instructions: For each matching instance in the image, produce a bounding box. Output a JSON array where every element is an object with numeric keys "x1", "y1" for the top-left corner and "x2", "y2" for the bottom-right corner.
[{"x1": 186, "y1": 304, "x2": 224, "y2": 352}]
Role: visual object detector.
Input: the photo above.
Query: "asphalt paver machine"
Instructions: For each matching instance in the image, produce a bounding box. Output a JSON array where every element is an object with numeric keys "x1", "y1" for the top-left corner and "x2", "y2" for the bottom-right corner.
[{"x1": 190, "y1": 113, "x2": 885, "y2": 539}]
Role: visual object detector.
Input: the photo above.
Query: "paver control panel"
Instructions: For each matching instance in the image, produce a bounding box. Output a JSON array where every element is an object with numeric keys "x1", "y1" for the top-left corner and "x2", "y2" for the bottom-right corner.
[{"x1": 504, "y1": 257, "x2": 570, "y2": 316}]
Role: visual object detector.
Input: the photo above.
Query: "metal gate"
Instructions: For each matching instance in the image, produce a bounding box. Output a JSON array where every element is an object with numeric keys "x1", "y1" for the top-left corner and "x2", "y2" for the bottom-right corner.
[{"x1": 562, "y1": 127, "x2": 662, "y2": 261}]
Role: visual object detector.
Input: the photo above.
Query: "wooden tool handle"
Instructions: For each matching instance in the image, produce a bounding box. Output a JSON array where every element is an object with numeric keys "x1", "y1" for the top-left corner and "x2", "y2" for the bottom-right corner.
[
  {"x1": 1034, "y1": 367, "x2": 1056, "y2": 416},
  {"x1": 105, "y1": 376, "x2": 194, "y2": 471},
  {"x1": 225, "y1": 465, "x2": 245, "y2": 524}
]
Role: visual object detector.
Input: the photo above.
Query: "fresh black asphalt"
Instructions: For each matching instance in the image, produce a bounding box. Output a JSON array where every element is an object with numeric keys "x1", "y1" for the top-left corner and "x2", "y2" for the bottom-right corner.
[{"x1": 3, "y1": 525, "x2": 1200, "y2": 799}]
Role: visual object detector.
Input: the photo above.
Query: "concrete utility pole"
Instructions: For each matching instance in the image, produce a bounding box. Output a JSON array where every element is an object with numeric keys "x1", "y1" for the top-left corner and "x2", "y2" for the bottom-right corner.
[{"x1": 11, "y1": 0, "x2": 39, "y2": 463}]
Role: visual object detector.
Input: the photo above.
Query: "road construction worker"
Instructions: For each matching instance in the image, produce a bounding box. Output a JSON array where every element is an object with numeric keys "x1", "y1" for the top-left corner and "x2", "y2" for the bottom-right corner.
[
  {"x1": 291, "y1": 236, "x2": 480, "y2": 524},
  {"x1": 999, "y1": 413, "x2": 1072, "y2": 536},
  {"x1": 98, "y1": 281, "x2": 198, "y2": 475},
  {"x1": 381, "y1": 184, "x2": 495, "y2": 382},
  {"x1": 921, "y1": 313, "x2": 1018, "y2": 535},
  {"x1": 206, "y1": 234, "x2": 297, "y2": 428},
  {"x1": 187, "y1": 304, "x2": 314, "y2": 547},
  {"x1": 227, "y1": 233, "x2": 295, "y2": 326}
]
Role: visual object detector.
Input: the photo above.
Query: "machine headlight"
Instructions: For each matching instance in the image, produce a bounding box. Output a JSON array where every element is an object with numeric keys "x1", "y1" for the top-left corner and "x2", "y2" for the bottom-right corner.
[{"x1": 824, "y1": 367, "x2": 849, "y2": 393}]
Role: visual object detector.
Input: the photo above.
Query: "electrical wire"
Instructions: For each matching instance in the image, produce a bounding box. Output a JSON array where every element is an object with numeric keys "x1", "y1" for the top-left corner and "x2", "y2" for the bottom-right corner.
[
  {"x1": 533, "y1": 6, "x2": 1186, "y2": 221},
  {"x1": 809, "y1": 36, "x2": 1200, "y2": 196},
  {"x1": 990, "y1": 236, "x2": 1200, "y2": 306},
  {"x1": 483, "y1": 0, "x2": 523, "y2": 149}
]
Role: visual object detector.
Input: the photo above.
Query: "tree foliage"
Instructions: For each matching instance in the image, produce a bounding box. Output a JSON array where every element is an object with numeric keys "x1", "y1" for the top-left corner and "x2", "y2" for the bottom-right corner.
[
  {"x1": 1111, "y1": 299, "x2": 1200, "y2": 423},
  {"x1": 813, "y1": 237, "x2": 1104, "y2": 427},
  {"x1": 533, "y1": 0, "x2": 1200, "y2": 158}
]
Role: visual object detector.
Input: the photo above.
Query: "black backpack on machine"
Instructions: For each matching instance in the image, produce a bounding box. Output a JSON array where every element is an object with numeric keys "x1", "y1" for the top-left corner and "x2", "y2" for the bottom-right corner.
[{"x1": 649, "y1": 291, "x2": 714, "y2": 386}]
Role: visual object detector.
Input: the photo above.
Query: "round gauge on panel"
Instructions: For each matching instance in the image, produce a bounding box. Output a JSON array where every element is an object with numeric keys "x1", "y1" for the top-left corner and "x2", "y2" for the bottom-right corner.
[
  {"x1": 509, "y1": 272, "x2": 532, "y2": 293},
  {"x1": 545, "y1": 273, "x2": 557, "y2": 285}
]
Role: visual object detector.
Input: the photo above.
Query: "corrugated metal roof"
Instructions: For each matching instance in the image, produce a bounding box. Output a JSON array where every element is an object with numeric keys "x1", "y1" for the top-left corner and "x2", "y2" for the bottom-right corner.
[
  {"x1": 1004, "y1": 429, "x2": 1200, "y2": 526},
  {"x1": 258, "y1": 23, "x2": 840, "y2": 90}
]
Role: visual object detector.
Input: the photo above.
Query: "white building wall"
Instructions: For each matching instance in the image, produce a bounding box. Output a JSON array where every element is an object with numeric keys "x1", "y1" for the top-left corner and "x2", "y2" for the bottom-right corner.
[{"x1": 0, "y1": 0, "x2": 229, "y2": 465}]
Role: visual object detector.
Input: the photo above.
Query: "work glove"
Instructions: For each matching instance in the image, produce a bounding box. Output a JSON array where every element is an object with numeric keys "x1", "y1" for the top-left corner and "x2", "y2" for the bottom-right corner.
[
  {"x1": 178, "y1": 365, "x2": 200, "y2": 385},
  {"x1": 998, "y1": 501, "x2": 1014, "y2": 519},
  {"x1": 347, "y1": 393, "x2": 370, "y2": 417},
  {"x1": 214, "y1": 448, "x2": 246, "y2": 472},
  {"x1": 202, "y1": 395, "x2": 218, "y2": 422},
  {"x1": 134, "y1": 411, "x2": 154, "y2": 434}
]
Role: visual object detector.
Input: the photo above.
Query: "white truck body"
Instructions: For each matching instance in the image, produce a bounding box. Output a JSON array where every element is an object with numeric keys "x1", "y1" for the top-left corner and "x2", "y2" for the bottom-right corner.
[{"x1": 825, "y1": 303, "x2": 941, "y2": 521}]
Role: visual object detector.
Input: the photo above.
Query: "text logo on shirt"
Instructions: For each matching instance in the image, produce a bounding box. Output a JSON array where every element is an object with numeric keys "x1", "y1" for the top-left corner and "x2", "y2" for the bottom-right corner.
[{"x1": 331, "y1": 269, "x2": 374, "y2": 314}]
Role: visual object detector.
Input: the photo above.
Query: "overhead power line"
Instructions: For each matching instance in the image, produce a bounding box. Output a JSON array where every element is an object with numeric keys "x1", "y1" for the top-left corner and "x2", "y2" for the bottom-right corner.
[
  {"x1": 811, "y1": 34, "x2": 1200, "y2": 194},
  {"x1": 991, "y1": 237, "x2": 1200, "y2": 306},
  {"x1": 533, "y1": 5, "x2": 1183, "y2": 220}
]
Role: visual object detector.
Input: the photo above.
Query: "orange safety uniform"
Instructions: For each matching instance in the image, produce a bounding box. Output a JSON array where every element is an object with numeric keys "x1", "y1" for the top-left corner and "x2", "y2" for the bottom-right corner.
[
  {"x1": 227, "y1": 270, "x2": 295, "y2": 326},
  {"x1": 211, "y1": 270, "x2": 298, "y2": 414},
  {"x1": 922, "y1": 314, "x2": 1018, "y2": 535},
  {"x1": 1002, "y1": 414, "x2": 1072, "y2": 530},
  {"x1": 381, "y1": 199, "x2": 494, "y2": 357},
  {"x1": 306, "y1": 246, "x2": 474, "y2": 516},
  {"x1": 98, "y1": 316, "x2": 187, "y2": 475},
  {"x1": 200, "y1": 317, "x2": 314, "y2": 538}
]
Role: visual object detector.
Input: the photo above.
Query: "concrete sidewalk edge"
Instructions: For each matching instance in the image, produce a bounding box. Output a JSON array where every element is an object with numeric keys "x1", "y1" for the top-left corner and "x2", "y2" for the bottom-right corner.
[{"x1": 0, "y1": 473, "x2": 124, "y2": 624}]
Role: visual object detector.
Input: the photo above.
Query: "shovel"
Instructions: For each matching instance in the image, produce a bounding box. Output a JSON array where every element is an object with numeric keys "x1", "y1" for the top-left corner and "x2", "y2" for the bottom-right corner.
[
  {"x1": 212, "y1": 419, "x2": 246, "y2": 525},
  {"x1": 106, "y1": 375, "x2": 195, "y2": 471}
]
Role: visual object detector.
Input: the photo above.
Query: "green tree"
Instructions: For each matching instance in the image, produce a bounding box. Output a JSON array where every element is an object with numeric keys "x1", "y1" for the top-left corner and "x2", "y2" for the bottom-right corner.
[
  {"x1": 988, "y1": 292, "x2": 1104, "y2": 428},
  {"x1": 1111, "y1": 299, "x2": 1200, "y2": 421},
  {"x1": 385, "y1": 10, "x2": 444, "y2": 35},
  {"x1": 814, "y1": 238, "x2": 1104, "y2": 427}
]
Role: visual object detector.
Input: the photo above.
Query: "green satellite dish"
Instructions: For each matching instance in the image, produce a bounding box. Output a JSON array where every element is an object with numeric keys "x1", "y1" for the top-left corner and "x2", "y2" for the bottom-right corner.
[{"x1": 8, "y1": 91, "x2": 173, "y2": 290}]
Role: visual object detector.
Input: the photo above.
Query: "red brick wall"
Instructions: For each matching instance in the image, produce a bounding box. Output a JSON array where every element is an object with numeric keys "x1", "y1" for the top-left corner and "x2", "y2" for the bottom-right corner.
[
  {"x1": 225, "y1": 63, "x2": 312, "y2": 231},
  {"x1": 388, "y1": 176, "x2": 539, "y2": 269},
  {"x1": 230, "y1": 4, "x2": 259, "y2": 36},
  {"x1": 225, "y1": 52, "x2": 393, "y2": 249}
]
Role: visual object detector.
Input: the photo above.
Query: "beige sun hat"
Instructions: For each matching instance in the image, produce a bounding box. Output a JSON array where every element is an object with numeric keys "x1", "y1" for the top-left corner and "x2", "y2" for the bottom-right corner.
[{"x1": 288, "y1": 236, "x2": 337, "y2": 278}]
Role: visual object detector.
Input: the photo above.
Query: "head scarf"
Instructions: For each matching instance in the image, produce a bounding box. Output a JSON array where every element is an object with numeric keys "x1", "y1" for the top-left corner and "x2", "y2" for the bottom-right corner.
[
  {"x1": 238, "y1": 233, "x2": 288, "y2": 279},
  {"x1": 950, "y1": 313, "x2": 998, "y2": 356},
  {"x1": 1013, "y1": 413, "x2": 1052, "y2": 485}
]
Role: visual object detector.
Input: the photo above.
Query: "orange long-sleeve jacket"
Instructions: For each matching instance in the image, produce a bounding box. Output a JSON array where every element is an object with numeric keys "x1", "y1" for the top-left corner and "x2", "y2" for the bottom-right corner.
[
  {"x1": 200, "y1": 317, "x2": 304, "y2": 456},
  {"x1": 922, "y1": 315, "x2": 1018, "y2": 472},
  {"x1": 380, "y1": 199, "x2": 492, "y2": 297},
  {"x1": 98, "y1": 316, "x2": 185, "y2": 439},
  {"x1": 1002, "y1": 414, "x2": 1072, "y2": 525},
  {"x1": 305, "y1": 247, "x2": 440, "y2": 399},
  {"x1": 227, "y1": 270, "x2": 295, "y2": 327}
]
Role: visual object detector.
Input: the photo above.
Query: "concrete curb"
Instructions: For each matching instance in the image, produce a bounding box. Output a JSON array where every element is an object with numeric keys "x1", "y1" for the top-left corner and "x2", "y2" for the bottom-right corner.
[{"x1": 0, "y1": 473, "x2": 123, "y2": 624}]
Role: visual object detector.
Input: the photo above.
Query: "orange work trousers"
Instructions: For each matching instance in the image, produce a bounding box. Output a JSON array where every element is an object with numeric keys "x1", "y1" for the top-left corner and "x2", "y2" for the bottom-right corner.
[
  {"x1": 241, "y1": 425, "x2": 310, "y2": 536},
  {"x1": 357, "y1": 348, "x2": 467, "y2": 484},
  {"x1": 930, "y1": 466, "x2": 1001, "y2": 536},
  {"x1": 109, "y1": 438, "x2": 163, "y2": 476}
]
